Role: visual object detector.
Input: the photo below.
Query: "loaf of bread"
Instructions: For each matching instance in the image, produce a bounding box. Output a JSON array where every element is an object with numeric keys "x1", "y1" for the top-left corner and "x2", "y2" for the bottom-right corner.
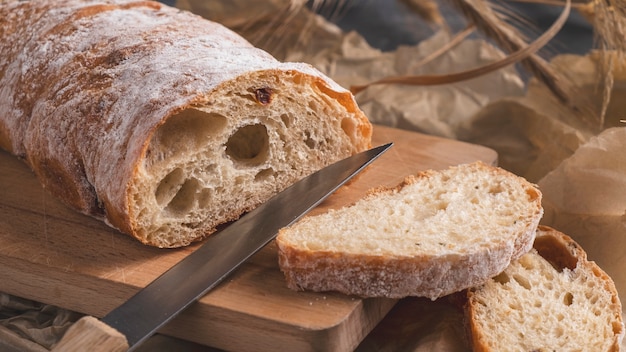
[
  {"x1": 465, "y1": 225, "x2": 624, "y2": 351},
  {"x1": 276, "y1": 161, "x2": 543, "y2": 300},
  {"x1": 0, "y1": 0, "x2": 372, "y2": 247}
]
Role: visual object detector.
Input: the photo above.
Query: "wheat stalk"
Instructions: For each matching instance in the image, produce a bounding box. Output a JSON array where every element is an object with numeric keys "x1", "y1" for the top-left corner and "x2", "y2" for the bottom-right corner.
[
  {"x1": 399, "y1": 0, "x2": 446, "y2": 26},
  {"x1": 447, "y1": 0, "x2": 576, "y2": 103},
  {"x1": 350, "y1": 0, "x2": 572, "y2": 94},
  {"x1": 241, "y1": 0, "x2": 358, "y2": 60},
  {"x1": 411, "y1": 25, "x2": 476, "y2": 68},
  {"x1": 586, "y1": 0, "x2": 626, "y2": 128},
  {"x1": 503, "y1": 0, "x2": 626, "y2": 128}
]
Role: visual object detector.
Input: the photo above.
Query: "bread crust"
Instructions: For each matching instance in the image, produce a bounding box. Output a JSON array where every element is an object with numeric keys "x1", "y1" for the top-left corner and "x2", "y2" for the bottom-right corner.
[
  {"x1": 277, "y1": 162, "x2": 544, "y2": 300},
  {"x1": 0, "y1": 0, "x2": 372, "y2": 246},
  {"x1": 465, "y1": 225, "x2": 625, "y2": 351}
]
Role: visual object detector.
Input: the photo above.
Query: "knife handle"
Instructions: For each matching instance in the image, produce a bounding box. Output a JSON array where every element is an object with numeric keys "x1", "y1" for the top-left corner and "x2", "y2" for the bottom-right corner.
[{"x1": 52, "y1": 316, "x2": 129, "y2": 352}]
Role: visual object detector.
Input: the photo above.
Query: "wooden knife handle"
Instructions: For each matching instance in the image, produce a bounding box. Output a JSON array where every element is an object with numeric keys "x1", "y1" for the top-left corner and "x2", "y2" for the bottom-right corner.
[{"x1": 52, "y1": 316, "x2": 129, "y2": 352}]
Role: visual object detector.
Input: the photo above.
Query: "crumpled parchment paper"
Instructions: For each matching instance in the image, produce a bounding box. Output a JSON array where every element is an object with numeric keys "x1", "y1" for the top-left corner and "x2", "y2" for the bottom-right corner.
[
  {"x1": 460, "y1": 52, "x2": 626, "y2": 182},
  {"x1": 539, "y1": 127, "x2": 626, "y2": 295}
]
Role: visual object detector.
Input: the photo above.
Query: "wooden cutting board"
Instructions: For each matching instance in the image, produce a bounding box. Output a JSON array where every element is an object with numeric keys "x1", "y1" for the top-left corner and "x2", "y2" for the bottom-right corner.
[{"x1": 0, "y1": 125, "x2": 497, "y2": 351}]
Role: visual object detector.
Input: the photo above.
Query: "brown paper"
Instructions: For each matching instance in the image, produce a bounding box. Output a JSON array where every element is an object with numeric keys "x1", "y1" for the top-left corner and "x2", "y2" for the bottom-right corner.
[
  {"x1": 539, "y1": 127, "x2": 626, "y2": 286},
  {"x1": 461, "y1": 52, "x2": 626, "y2": 182},
  {"x1": 538, "y1": 127, "x2": 626, "y2": 349}
]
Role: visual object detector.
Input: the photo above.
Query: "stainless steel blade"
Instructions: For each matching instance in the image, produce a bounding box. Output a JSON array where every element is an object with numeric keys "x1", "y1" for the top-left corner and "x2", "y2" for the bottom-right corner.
[{"x1": 101, "y1": 143, "x2": 392, "y2": 350}]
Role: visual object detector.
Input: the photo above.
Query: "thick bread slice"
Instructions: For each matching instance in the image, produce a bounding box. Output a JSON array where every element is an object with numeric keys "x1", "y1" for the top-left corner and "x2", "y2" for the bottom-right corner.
[
  {"x1": 466, "y1": 225, "x2": 624, "y2": 351},
  {"x1": 276, "y1": 161, "x2": 543, "y2": 300},
  {"x1": 0, "y1": 0, "x2": 371, "y2": 247}
]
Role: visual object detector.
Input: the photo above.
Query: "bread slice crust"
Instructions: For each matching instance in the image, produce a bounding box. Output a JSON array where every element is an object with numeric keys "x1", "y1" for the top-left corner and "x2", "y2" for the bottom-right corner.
[
  {"x1": 276, "y1": 161, "x2": 543, "y2": 300},
  {"x1": 465, "y1": 225, "x2": 625, "y2": 351}
]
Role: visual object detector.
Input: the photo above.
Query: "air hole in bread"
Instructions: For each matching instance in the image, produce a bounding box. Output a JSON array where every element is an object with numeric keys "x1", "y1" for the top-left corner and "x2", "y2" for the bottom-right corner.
[
  {"x1": 234, "y1": 175, "x2": 246, "y2": 186},
  {"x1": 555, "y1": 326, "x2": 565, "y2": 337},
  {"x1": 255, "y1": 168, "x2": 275, "y2": 181},
  {"x1": 534, "y1": 235, "x2": 578, "y2": 272},
  {"x1": 280, "y1": 114, "x2": 291, "y2": 128},
  {"x1": 225, "y1": 124, "x2": 269, "y2": 164},
  {"x1": 526, "y1": 188, "x2": 541, "y2": 201},
  {"x1": 512, "y1": 274, "x2": 531, "y2": 290},
  {"x1": 147, "y1": 108, "x2": 227, "y2": 166},
  {"x1": 488, "y1": 183, "x2": 504, "y2": 194},
  {"x1": 341, "y1": 117, "x2": 356, "y2": 137},
  {"x1": 436, "y1": 201, "x2": 449, "y2": 211},
  {"x1": 197, "y1": 189, "x2": 212, "y2": 209},
  {"x1": 518, "y1": 254, "x2": 536, "y2": 270},
  {"x1": 493, "y1": 272, "x2": 510, "y2": 285},
  {"x1": 304, "y1": 130, "x2": 316, "y2": 149},
  {"x1": 155, "y1": 168, "x2": 185, "y2": 207},
  {"x1": 182, "y1": 221, "x2": 201, "y2": 229},
  {"x1": 164, "y1": 178, "x2": 200, "y2": 216},
  {"x1": 615, "y1": 321, "x2": 625, "y2": 335},
  {"x1": 563, "y1": 292, "x2": 574, "y2": 306}
]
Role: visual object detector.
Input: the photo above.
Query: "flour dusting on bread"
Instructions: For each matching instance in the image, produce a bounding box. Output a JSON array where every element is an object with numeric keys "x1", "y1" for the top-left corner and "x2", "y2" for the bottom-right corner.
[{"x1": 0, "y1": 0, "x2": 372, "y2": 247}]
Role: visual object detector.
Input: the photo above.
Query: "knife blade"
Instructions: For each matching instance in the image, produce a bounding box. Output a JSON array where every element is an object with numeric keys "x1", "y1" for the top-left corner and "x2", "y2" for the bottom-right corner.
[{"x1": 51, "y1": 142, "x2": 392, "y2": 352}]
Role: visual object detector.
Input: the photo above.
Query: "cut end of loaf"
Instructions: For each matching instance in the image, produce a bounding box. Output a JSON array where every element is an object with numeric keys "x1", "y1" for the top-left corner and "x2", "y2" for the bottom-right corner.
[
  {"x1": 466, "y1": 226, "x2": 624, "y2": 351},
  {"x1": 0, "y1": 0, "x2": 372, "y2": 249},
  {"x1": 276, "y1": 161, "x2": 543, "y2": 299},
  {"x1": 127, "y1": 70, "x2": 371, "y2": 247}
]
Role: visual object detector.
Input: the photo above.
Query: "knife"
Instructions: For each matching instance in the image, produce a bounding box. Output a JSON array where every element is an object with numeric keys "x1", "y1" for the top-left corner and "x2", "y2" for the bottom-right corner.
[{"x1": 51, "y1": 142, "x2": 392, "y2": 352}]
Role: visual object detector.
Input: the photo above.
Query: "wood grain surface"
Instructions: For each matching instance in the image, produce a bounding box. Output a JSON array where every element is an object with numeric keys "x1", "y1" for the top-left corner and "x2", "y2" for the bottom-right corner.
[{"x1": 0, "y1": 125, "x2": 497, "y2": 351}]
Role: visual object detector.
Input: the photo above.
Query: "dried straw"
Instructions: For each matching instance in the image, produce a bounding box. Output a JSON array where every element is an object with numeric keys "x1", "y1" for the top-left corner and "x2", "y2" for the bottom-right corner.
[
  {"x1": 448, "y1": 0, "x2": 574, "y2": 102},
  {"x1": 584, "y1": 0, "x2": 626, "y2": 128},
  {"x1": 307, "y1": 0, "x2": 353, "y2": 21},
  {"x1": 236, "y1": 0, "x2": 605, "y2": 128},
  {"x1": 411, "y1": 25, "x2": 476, "y2": 68},
  {"x1": 350, "y1": 0, "x2": 573, "y2": 97},
  {"x1": 399, "y1": 0, "x2": 446, "y2": 26},
  {"x1": 233, "y1": 1, "x2": 306, "y2": 55},
  {"x1": 512, "y1": 0, "x2": 626, "y2": 128}
]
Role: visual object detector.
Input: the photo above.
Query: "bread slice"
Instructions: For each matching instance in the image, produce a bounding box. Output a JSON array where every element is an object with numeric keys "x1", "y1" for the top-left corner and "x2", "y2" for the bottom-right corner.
[
  {"x1": 465, "y1": 225, "x2": 624, "y2": 351},
  {"x1": 0, "y1": 0, "x2": 371, "y2": 247},
  {"x1": 276, "y1": 161, "x2": 543, "y2": 300}
]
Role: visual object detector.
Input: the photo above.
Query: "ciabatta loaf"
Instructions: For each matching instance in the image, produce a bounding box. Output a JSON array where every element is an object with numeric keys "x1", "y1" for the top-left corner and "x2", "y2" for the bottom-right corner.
[
  {"x1": 276, "y1": 161, "x2": 543, "y2": 300},
  {"x1": 465, "y1": 226, "x2": 624, "y2": 351},
  {"x1": 0, "y1": 0, "x2": 372, "y2": 247}
]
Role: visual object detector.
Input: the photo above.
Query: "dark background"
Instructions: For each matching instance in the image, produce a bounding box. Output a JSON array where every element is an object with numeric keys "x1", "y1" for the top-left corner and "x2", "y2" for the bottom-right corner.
[
  {"x1": 159, "y1": 0, "x2": 594, "y2": 56},
  {"x1": 308, "y1": 0, "x2": 594, "y2": 55}
]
